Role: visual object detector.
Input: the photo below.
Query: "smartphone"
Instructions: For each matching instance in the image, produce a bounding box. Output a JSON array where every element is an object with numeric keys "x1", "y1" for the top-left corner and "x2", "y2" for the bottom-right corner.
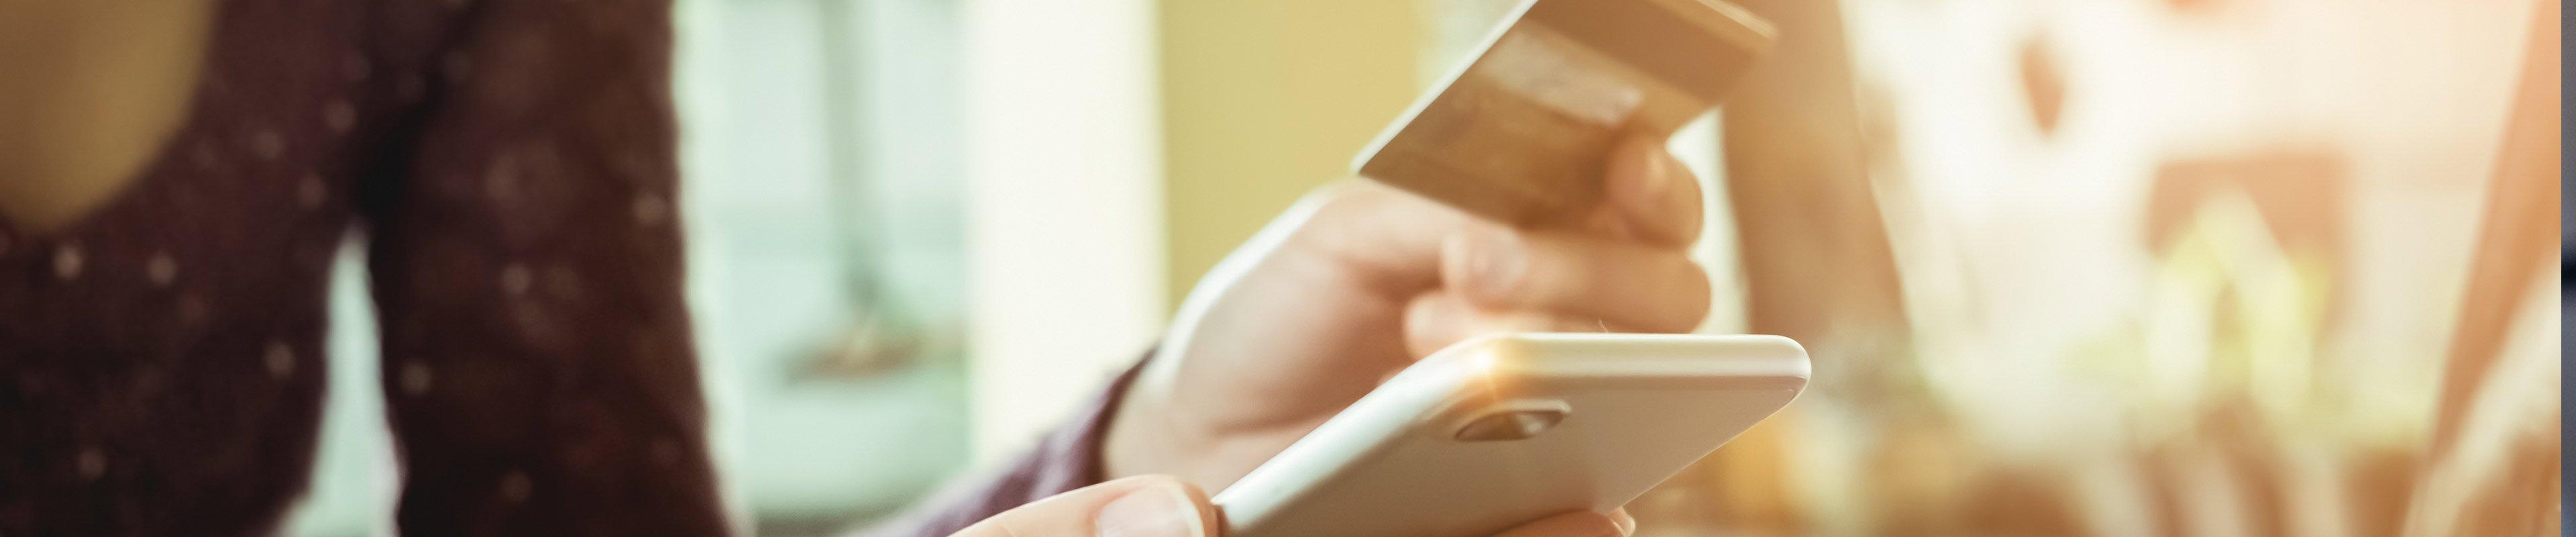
[{"x1": 1210, "y1": 333, "x2": 1809, "y2": 537}]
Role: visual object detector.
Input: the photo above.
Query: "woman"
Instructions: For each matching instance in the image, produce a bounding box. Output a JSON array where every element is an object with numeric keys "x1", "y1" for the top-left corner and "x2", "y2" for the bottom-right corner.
[{"x1": 0, "y1": 0, "x2": 1712, "y2": 535}]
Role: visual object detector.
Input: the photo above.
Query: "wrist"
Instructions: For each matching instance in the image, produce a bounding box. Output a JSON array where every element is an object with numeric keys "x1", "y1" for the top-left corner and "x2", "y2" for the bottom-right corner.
[{"x1": 1103, "y1": 350, "x2": 1187, "y2": 481}]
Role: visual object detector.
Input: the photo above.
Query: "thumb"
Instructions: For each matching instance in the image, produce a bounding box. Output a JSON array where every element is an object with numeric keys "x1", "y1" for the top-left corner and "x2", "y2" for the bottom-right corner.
[{"x1": 951, "y1": 475, "x2": 1221, "y2": 537}]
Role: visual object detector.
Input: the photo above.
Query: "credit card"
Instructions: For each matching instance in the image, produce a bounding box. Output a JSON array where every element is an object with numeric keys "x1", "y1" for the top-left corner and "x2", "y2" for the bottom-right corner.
[{"x1": 1352, "y1": 0, "x2": 1774, "y2": 226}]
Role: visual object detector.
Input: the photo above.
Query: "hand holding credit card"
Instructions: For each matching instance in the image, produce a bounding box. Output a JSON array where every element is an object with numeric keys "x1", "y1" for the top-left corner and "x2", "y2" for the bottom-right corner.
[{"x1": 1353, "y1": 0, "x2": 1774, "y2": 226}]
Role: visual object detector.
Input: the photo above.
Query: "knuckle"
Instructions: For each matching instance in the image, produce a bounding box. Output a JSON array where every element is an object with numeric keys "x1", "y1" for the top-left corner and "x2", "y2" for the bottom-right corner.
[{"x1": 1452, "y1": 230, "x2": 1534, "y2": 307}]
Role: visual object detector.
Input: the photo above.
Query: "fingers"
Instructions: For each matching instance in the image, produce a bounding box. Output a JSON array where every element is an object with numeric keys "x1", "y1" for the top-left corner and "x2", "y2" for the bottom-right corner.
[
  {"x1": 950, "y1": 475, "x2": 1219, "y2": 537},
  {"x1": 1405, "y1": 292, "x2": 1627, "y2": 356},
  {"x1": 1596, "y1": 134, "x2": 1703, "y2": 246},
  {"x1": 1492, "y1": 509, "x2": 1635, "y2": 537},
  {"x1": 1442, "y1": 225, "x2": 1713, "y2": 333},
  {"x1": 1295, "y1": 181, "x2": 1483, "y2": 293},
  {"x1": 1299, "y1": 134, "x2": 1701, "y2": 290}
]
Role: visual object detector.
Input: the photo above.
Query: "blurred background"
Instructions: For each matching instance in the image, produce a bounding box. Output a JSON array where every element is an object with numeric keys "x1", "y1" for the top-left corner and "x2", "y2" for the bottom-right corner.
[{"x1": 278, "y1": 0, "x2": 2561, "y2": 534}]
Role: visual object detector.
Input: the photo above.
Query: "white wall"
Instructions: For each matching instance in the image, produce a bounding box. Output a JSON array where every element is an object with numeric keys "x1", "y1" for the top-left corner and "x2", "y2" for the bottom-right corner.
[{"x1": 960, "y1": 0, "x2": 1168, "y2": 462}]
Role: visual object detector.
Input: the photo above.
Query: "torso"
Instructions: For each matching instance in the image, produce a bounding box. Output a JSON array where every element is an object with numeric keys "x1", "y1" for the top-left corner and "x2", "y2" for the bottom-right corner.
[
  {"x1": 0, "y1": 1, "x2": 387, "y2": 533},
  {"x1": 0, "y1": 1, "x2": 727, "y2": 533}
]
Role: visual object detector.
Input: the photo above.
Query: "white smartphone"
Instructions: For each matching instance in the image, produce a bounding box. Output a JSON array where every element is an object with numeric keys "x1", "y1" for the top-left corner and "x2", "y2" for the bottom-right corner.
[{"x1": 1210, "y1": 333, "x2": 1809, "y2": 537}]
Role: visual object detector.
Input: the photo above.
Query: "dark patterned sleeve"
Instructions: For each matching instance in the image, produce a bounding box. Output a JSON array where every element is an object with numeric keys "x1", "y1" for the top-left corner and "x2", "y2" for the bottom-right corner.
[
  {"x1": 357, "y1": 0, "x2": 728, "y2": 534},
  {"x1": 853, "y1": 362, "x2": 1144, "y2": 537}
]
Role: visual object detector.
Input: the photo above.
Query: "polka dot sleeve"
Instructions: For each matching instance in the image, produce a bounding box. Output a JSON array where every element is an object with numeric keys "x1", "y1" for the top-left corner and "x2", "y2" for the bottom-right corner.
[{"x1": 357, "y1": 0, "x2": 727, "y2": 534}]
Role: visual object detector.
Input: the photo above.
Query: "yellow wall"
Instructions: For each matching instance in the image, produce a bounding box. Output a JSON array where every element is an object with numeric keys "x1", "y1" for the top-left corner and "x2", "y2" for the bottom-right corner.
[{"x1": 1158, "y1": 1, "x2": 1426, "y2": 306}]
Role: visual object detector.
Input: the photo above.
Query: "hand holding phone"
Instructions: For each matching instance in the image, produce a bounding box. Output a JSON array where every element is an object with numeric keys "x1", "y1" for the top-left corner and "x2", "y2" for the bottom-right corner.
[
  {"x1": 943, "y1": 473, "x2": 1640, "y2": 537},
  {"x1": 1212, "y1": 334, "x2": 1809, "y2": 537},
  {"x1": 1109, "y1": 0, "x2": 1760, "y2": 511}
]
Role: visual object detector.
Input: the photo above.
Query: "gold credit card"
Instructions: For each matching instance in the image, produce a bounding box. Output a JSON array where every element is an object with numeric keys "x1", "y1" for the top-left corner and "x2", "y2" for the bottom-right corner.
[{"x1": 1353, "y1": 0, "x2": 1774, "y2": 226}]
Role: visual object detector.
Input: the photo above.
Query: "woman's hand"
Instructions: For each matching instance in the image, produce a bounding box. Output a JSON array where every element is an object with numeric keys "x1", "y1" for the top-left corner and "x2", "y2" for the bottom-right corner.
[
  {"x1": 1107, "y1": 134, "x2": 1711, "y2": 491},
  {"x1": 951, "y1": 475, "x2": 1636, "y2": 537}
]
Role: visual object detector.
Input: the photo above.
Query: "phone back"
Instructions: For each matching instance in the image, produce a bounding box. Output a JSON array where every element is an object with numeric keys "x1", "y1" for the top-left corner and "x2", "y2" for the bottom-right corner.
[{"x1": 1212, "y1": 334, "x2": 1809, "y2": 537}]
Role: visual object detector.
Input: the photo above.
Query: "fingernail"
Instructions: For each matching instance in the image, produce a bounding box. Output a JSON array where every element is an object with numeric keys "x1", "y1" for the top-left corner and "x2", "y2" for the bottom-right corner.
[
  {"x1": 1095, "y1": 485, "x2": 1206, "y2": 537},
  {"x1": 1464, "y1": 229, "x2": 1526, "y2": 298},
  {"x1": 1611, "y1": 510, "x2": 1638, "y2": 535}
]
